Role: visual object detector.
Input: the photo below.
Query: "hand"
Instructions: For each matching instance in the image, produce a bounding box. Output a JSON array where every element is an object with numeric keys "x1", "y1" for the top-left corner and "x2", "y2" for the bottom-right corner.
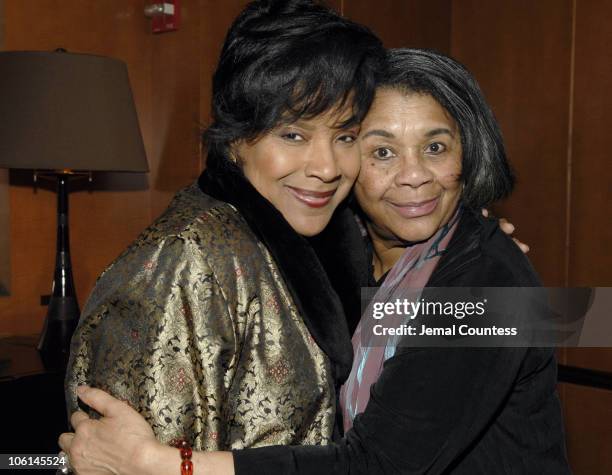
[
  {"x1": 481, "y1": 209, "x2": 530, "y2": 254},
  {"x1": 58, "y1": 386, "x2": 161, "y2": 475}
]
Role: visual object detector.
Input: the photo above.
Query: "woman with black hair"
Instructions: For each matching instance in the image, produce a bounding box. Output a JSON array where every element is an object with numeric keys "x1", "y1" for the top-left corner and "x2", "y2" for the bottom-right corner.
[
  {"x1": 60, "y1": 48, "x2": 569, "y2": 474},
  {"x1": 63, "y1": 0, "x2": 384, "y2": 457}
]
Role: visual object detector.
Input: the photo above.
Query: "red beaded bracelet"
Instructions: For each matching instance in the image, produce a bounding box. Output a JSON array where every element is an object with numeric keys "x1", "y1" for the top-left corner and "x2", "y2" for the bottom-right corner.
[{"x1": 176, "y1": 439, "x2": 193, "y2": 475}]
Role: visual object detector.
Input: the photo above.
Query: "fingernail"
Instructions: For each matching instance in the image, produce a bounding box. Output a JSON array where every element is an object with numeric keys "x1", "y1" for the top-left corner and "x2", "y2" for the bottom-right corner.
[{"x1": 77, "y1": 385, "x2": 89, "y2": 395}]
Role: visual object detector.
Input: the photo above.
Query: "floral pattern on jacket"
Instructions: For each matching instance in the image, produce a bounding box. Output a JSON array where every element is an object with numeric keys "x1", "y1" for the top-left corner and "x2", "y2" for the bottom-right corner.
[{"x1": 66, "y1": 183, "x2": 336, "y2": 450}]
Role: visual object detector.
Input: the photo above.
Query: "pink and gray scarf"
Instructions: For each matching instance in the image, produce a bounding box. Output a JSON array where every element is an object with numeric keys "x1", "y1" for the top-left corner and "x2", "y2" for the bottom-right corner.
[{"x1": 340, "y1": 209, "x2": 461, "y2": 433}]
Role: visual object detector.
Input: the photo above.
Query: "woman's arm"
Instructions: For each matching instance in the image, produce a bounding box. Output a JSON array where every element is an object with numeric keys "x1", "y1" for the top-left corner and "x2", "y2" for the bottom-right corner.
[
  {"x1": 60, "y1": 346, "x2": 530, "y2": 475},
  {"x1": 230, "y1": 347, "x2": 529, "y2": 475},
  {"x1": 59, "y1": 386, "x2": 235, "y2": 475}
]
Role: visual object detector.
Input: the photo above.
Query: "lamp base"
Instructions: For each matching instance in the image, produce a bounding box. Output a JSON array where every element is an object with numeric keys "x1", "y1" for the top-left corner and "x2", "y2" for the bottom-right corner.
[
  {"x1": 35, "y1": 173, "x2": 81, "y2": 370},
  {"x1": 37, "y1": 296, "x2": 80, "y2": 369}
]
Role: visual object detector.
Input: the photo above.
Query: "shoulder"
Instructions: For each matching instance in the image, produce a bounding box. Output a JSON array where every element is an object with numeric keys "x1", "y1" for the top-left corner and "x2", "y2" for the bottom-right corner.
[
  {"x1": 443, "y1": 208, "x2": 541, "y2": 287},
  {"x1": 91, "y1": 183, "x2": 266, "y2": 299},
  {"x1": 136, "y1": 182, "x2": 255, "y2": 249}
]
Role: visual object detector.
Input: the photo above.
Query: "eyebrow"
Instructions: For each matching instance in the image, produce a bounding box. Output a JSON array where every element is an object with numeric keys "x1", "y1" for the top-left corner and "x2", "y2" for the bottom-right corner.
[
  {"x1": 361, "y1": 127, "x2": 455, "y2": 140},
  {"x1": 425, "y1": 127, "x2": 454, "y2": 138},
  {"x1": 361, "y1": 129, "x2": 395, "y2": 140},
  {"x1": 281, "y1": 119, "x2": 315, "y2": 131},
  {"x1": 278, "y1": 117, "x2": 358, "y2": 131}
]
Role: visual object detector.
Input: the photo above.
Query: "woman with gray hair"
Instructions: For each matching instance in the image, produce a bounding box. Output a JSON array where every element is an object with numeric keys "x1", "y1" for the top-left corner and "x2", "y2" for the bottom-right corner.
[{"x1": 232, "y1": 48, "x2": 569, "y2": 473}]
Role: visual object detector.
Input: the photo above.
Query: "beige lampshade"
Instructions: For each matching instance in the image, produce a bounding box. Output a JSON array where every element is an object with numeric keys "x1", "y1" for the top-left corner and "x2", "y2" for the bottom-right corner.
[{"x1": 0, "y1": 50, "x2": 148, "y2": 172}]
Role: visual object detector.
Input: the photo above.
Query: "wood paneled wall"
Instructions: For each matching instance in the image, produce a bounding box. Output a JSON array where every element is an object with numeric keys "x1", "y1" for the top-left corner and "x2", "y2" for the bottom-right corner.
[
  {"x1": 570, "y1": 0, "x2": 612, "y2": 287},
  {"x1": 451, "y1": 0, "x2": 573, "y2": 287},
  {"x1": 563, "y1": 0, "x2": 612, "y2": 471},
  {"x1": 344, "y1": 0, "x2": 450, "y2": 52}
]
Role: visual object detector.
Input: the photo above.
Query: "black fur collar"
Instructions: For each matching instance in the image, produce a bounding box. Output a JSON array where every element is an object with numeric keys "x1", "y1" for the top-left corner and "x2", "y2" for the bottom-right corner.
[
  {"x1": 309, "y1": 202, "x2": 370, "y2": 335},
  {"x1": 198, "y1": 163, "x2": 356, "y2": 386}
]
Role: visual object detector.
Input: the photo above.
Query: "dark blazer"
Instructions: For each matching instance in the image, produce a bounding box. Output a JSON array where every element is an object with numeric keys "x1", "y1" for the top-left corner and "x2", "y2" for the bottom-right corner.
[{"x1": 233, "y1": 207, "x2": 571, "y2": 474}]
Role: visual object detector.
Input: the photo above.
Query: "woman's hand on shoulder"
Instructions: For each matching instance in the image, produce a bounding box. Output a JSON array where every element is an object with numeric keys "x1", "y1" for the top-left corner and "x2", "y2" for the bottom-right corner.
[{"x1": 481, "y1": 208, "x2": 530, "y2": 254}]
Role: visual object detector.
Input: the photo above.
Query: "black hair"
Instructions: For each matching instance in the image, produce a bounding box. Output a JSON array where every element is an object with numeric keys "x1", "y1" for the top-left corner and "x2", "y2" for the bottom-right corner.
[
  {"x1": 379, "y1": 48, "x2": 514, "y2": 208},
  {"x1": 204, "y1": 0, "x2": 384, "y2": 169}
]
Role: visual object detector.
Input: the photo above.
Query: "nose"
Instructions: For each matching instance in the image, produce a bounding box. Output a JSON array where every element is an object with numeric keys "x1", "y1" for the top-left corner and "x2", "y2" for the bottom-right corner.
[
  {"x1": 304, "y1": 140, "x2": 341, "y2": 182},
  {"x1": 394, "y1": 153, "x2": 434, "y2": 188}
]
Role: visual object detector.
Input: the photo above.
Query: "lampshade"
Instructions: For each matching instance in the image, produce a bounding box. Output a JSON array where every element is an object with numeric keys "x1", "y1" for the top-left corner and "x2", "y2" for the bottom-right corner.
[{"x1": 0, "y1": 50, "x2": 148, "y2": 172}]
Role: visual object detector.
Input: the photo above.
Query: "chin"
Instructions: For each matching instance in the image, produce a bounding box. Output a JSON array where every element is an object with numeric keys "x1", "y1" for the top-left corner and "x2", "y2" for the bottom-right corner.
[
  {"x1": 396, "y1": 222, "x2": 441, "y2": 243},
  {"x1": 288, "y1": 216, "x2": 331, "y2": 237}
]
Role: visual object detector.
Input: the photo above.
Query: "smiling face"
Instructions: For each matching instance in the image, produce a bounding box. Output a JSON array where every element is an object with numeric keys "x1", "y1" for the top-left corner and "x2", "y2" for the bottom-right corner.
[
  {"x1": 355, "y1": 88, "x2": 463, "y2": 253},
  {"x1": 235, "y1": 107, "x2": 361, "y2": 236}
]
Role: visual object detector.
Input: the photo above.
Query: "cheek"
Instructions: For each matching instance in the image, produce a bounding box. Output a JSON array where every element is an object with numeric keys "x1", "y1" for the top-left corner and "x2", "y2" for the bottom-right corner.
[
  {"x1": 243, "y1": 150, "x2": 292, "y2": 184},
  {"x1": 434, "y1": 158, "x2": 462, "y2": 190},
  {"x1": 439, "y1": 172, "x2": 462, "y2": 191},
  {"x1": 337, "y1": 148, "x2": 361, "y2": 183},
  {"x1": 355, "y1": 162, "x2": 388, "y2": 205}
]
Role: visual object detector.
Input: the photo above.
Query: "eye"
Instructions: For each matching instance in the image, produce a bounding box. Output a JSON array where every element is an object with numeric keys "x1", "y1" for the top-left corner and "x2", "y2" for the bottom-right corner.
[
  {"x1": 372, "y1": 147, "x2": 395, "y2": 160},
  {"x1": 425, "y1": 142, "x2": 446, "y2": 154},
  {"x1": 280, "y1": 131, "x2": 305, "y2": 142},
  {"x1": 337, "y1": 133, "x2": 357, "y2": 144}
]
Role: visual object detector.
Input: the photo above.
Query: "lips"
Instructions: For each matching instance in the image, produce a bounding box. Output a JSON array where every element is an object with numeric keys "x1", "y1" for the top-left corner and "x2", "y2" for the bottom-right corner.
[
  {"x1": 286, "y1": 186, "x2": 336, "y2": 208},
  {"x1": 388, "y1": 196, "x2": 440, "y2": 218}
]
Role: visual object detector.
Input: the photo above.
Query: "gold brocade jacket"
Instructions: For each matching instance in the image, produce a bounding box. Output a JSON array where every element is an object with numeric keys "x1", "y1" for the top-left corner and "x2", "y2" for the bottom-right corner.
[{"x1": 66, "y1": 183, "x2": 341, "y2": 450}]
